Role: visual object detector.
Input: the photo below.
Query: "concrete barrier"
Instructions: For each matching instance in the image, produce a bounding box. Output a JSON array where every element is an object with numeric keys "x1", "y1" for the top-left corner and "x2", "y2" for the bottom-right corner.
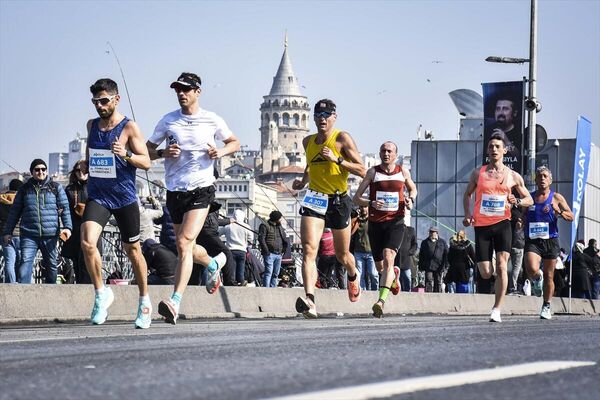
[{"x1": 0, "y1": 284, "x2": 598, "y2": 324}]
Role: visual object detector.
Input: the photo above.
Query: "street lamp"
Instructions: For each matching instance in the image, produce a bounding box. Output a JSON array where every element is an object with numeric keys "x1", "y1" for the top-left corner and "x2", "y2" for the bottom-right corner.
[{"x1": 486, "y1": 0, "x2": 538, "y2": 189}]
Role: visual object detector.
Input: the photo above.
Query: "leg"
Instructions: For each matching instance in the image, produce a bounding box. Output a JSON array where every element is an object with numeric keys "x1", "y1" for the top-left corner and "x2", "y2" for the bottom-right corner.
[
  {"x1": 524, "y1": 251, "x2": 542, "y2": 281},
  {"x1": 400, "y1": 268, "x2": 412, "y2": 292},
  {"x1": 262, "y1": 253, "x2": 274, "y2": 287},
  {"x1": 366, "y1": 254, "x2": 379, "y2": 290},
  {"x1": 332, "y1": 226, "x2": 357, "y2": 276},
  {"x1": 38, "y1": 236, "x2": 59, "y2": 284},
  {"x1": 493, "y1": 251, "x2": 510, "y2": 309},
  {"x1": 541, "y1": 258, "x2": 556, "y2": 303},
  {"x1": 173, "y1": 207, "x2": 209, "y2": 295},
  {"x1": 592, "y1": 277, "x2": 600, "y2": 300},
  {"x1": 425, "y1": 271, "x2": 434, "y2": 292},
  {"x1": 354, "y1": 252, "x2": 366, "y2": 290},
  {"x1": 270, "y1": 254, "x2": 282, "y2": 287},
  {"x1": 380, "y1": 248, "x2": 397, "y2": 290},
  {"x1": 18, "y1": 236, "x2": 38, "y2": 284},
  {"x1": 300, "y1": 216, "x2": 325, "y2": 297},
  {"x1": 122, "y1": 242, "x2": 148, "y2": 296},
  {"x1": 2, "y1": 239, "x2": 18, "y2": 283},
  {"x1": 81, "y1": 222, "x2": 106, "y2": 290}
]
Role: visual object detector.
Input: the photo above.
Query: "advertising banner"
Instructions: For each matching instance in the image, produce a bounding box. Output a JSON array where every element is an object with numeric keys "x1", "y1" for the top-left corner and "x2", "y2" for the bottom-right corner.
[{"x1": 569, "y1": 116, "x2": 592, "y2": 252}]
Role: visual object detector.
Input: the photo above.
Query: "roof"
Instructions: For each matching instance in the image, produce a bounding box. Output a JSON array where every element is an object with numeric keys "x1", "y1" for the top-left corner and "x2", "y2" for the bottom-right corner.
[{"x1": 269, "y1": 46, "x2": 302, "y2": 96}]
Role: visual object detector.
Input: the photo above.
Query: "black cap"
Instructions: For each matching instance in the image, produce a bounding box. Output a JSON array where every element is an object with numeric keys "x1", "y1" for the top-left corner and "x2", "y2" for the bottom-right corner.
[
  {"x1": 29, "y1": 158, "x2": 47, "y2": 173},
  {"x1": 269, "y1": 210, "x2": 282, "y2": 222},
  {"x1": 170, "y1": 72, "x2": 201, "y2": 89},
  {"x1": 8, "y1": 179, "x2": 23, "y2": 191},
  {"x1": 314, "y1": 99, "x2": 336, "y2": 113}
]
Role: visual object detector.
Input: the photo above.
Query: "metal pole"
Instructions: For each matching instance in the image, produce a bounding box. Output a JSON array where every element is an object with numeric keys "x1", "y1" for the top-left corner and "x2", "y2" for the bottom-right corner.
[{"x1": 527, "y1": 0, "x2": 538, "y2": 190}]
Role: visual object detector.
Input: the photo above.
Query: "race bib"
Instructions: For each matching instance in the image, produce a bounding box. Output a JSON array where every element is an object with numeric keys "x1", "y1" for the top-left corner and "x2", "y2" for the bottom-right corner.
[
  {"x1": 529, "y1": 222, "x2": 549, "y2": 239},
  {"x1": 302, "y1": 190, "x2": 329, "y2": 215},
  {"x1": 375, "y1": 191, "x2": 399, "y2": 211},
  {"x1": 89, "y1": 148, "x2": 116, "y2": 178},
  {"x1": 480, "y1": 194, "x2": 506, "y2": 216}
]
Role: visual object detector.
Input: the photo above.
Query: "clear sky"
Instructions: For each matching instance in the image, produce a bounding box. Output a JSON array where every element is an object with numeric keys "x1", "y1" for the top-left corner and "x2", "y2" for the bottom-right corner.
[{"x1": 1, "y1": 0, "x2": 598, "y2": 173}]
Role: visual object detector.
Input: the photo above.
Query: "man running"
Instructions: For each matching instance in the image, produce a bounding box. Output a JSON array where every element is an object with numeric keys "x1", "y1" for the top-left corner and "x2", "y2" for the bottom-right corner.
[
  {"x1": 523, "y1": 166, "x2": 573, "y2": 319},
  {"x1": 146, "y1": 72, "x2": 240, "y2": 324},
  {"x1": 353, "y1": 141, "x2": 417, "y2": 317},
  {"x1": 292, "y1": 99, "x2": 366, "y2": 318},
  {"x1": 463, "y1": 132, "x2": 533, "y2": 322},
  {"x1": 82, "y1": 78, "x2": 152, "y2": 328}
]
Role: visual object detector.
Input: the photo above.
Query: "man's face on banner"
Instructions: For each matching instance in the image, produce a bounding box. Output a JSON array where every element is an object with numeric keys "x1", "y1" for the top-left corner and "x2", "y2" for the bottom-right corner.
[{"x1": 494, "y1": 99, "x2": 516, "y2": 129}]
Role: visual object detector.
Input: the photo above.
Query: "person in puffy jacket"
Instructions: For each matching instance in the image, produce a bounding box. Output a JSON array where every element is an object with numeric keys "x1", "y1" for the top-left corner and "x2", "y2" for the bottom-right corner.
[
  {"x1": 0, "y1": 178, "x2": 24, "y2": 282},
  {"x1": 2, "y1": 159, "x2": 72, "y2": 283}
]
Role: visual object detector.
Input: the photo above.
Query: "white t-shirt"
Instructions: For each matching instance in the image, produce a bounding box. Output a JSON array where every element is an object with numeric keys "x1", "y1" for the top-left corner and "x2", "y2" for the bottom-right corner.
[{"x1": 149, "y1": 108, "x2": 233, "y2": 191}]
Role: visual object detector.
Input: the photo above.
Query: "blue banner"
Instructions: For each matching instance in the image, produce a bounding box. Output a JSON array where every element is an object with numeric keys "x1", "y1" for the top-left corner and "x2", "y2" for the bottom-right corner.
[{"x1": 569, "y1": 116, "x2": 592, "y2": 253}]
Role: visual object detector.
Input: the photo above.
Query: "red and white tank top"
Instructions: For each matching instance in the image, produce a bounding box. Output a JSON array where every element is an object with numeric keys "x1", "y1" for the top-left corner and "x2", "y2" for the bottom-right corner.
[
  {"x1": 473, "y1": 165, "x2": 512, "y2": 227},
  {"x1": 369, "y1": 164, "x2": 406, "y2": 223}
]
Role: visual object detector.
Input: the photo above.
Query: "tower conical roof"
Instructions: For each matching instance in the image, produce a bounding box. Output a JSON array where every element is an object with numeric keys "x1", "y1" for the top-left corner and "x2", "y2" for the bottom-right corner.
[{"x1": 269, "y1": 44, "x2": 302, "y2": 96}]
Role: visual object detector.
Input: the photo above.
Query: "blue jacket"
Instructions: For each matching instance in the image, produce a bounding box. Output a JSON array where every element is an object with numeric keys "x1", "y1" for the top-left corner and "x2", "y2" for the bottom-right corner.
[{"x1": 3, "y1": 177, "x2": 72, "y2": 238}]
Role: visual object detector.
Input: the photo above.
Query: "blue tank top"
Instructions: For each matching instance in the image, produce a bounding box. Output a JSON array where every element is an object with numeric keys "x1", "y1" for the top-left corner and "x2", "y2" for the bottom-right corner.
[
  {"x1": 526, "y1": 190, "x2": 558, "y2": 240},
  {"x1": 87, "y1": 117, "x2": 137, "y2": 209}
]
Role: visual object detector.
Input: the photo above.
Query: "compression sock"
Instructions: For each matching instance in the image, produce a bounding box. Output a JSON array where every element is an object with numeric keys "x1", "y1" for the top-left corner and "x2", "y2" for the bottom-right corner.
[
  {"x1": 207, "y1": 257, "x2": 218, "y2": 273},
  {"x1": 307, "y1": 293, "x2": 315, "y2": 304},
  {"x1": 171, "y1": 292, "x2": 182, "y2": 306},
  {"x1": 378, "y1": 286, "x2": 391, "y2": 303},
  {"x1": 348, "y1": 273, "x2": 358, "y2": 282}
]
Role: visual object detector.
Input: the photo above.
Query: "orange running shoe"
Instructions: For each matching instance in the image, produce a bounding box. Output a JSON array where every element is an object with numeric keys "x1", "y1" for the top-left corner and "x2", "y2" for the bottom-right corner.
[
  {"x1": 347, "y1": 272, "x2": 361, "y2": 302},
  {"x1": 391, "y1": 266, "x2": 401, "y2": 295}
]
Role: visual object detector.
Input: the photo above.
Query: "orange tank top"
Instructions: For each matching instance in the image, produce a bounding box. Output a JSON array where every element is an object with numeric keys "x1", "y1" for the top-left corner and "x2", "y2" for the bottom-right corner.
[{"x1": 473, "y1": 166, "x2": 512, "y2": 227}]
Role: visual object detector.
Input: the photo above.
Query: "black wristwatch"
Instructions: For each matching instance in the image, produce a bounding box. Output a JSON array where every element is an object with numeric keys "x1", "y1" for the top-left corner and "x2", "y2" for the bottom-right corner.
[
  {"x1": 157, "y1": 149, "x2": 164, "y2": 158},
  {"x1": 336, "y1": 156, "x2": 344, "y2": 165},
  {"x1": 124, "y1": 149, "x2": 133, "y2": 161}
]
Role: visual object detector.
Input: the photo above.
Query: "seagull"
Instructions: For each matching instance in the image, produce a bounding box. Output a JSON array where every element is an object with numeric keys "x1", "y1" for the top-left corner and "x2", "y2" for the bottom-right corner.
[
  {"x1": 426, "y1": 79, "x2": 431, "y2": 83},
  {"x1": 432, "y1": 60, "x2": 443, "y2": 64},
  {"x1": 376, "y1": 90, "x2": 387, "y2": 95}
]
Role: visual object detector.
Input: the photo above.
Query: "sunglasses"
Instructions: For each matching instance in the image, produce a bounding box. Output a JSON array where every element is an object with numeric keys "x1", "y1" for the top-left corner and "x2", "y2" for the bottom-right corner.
[
  {"x1": 34, "y1": 167, "x2": 47, "y2": 172},
  {"x1": 173, "y1": 85, "x2": 195, "y2": 93},
  {"x1": 75, "y1": 168, "x2": 86, "y2": 173},
  {"x1": 91, "y1": 95, "x2": 117, "y2": 106},
  {"x1": 314, "y1": 111, "x2": 333, "y2": 119}
]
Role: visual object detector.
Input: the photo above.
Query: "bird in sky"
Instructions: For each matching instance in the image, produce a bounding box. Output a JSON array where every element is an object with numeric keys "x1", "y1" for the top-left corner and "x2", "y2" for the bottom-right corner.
[{"x1": 432, "y1": 60, "x2": 443, "y2": 64}]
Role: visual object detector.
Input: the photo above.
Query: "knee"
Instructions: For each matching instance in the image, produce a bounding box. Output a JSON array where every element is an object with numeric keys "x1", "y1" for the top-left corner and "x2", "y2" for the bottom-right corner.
[
  {"x1": 302, "y1": 243, "x2": 318, "y2": 260},
  {"x1": 81, "y1": 237, "x2": 98, "y2": 253},
  {"x1": 335, "y1": 251, "x2": 352, "y2": 266}
]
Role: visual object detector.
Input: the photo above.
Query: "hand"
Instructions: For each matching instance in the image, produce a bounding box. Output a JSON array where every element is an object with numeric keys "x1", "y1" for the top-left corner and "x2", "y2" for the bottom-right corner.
[
  {"x1": 405, "y1": 197, "x2": 413, "y2": 210},
  {"x1": 3, "y1": 234, "x2": 12, "y2": 245},
  {"x1": 111, "y1": 140, "x2": 126, "y2": 158},
  {"x1": 507, "y1": 194, "x2": 518, "y2": 205},
  {"x1": 320, "y1": 146, "x2": 336, "y2": 163},
  {"x1": 59, "y1": 229, "x2": 71, "y2": 242},
  {"x1": 462, "y1": 215, "x2": 474, "y2": 227},
  {"x1": 207, "y1": 144, "x2": 221, "y2": 159},
  {"x1": 371, "y1": 199, "x2": 383, "y2": 210},
  {"x1": 292, "y1": 179, "x2": 306, "y2": 190},
  {"x1": 165, "y1": 143, "x2": 181, "y2": 158},
  {"x1": 551, "y1": 202, "x2": 562, "y2": 216},
  {"x1": 492, "y1": 127, "x2": 506, "y2": 135}
]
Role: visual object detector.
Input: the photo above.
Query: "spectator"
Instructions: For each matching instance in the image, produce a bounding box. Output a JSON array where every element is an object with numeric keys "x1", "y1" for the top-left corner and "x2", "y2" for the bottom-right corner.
[
  {"x1": 395, "y1": 225, "x2": 417, "y2": 292},
  {"x1": 446, "y1": 230, "x2": 475, "y2": 294},
  {"x1": 583, "y1": 239, "x2": 600, "y2": 299},
  {"x1": 139, "y1": 195, "x2": 163, "y2": 242},
  {"x1": 508, "y1": 207, "x2": 525, "y2": 294},
  {"x1": 2, "y1": 159, "x2": 72, "y2": 283},
  {"x1": 0, "y1": 178, "x2": 23, "y2": 283},
  {"x1": 571, "y1": 242, "x2": 594, "y2": 299},
  {"x1": 142, "y1": 239, "x2": 176, "y2": 285},
  {"x1": 317, "y1": 228, "x2": 337, "y2": 288},
  {"x1": 418, "y1": 226, "x2": 448, "y2": 293},
  {"x1": 352, "y1": 205, "x2": 378, "y2": 290},
  {"x1": 155, "y1": 206, "x2": 177, "y2": 255},
  {"x1": 258, "y1": 211, "x2": 288, "y2": 288},
  {"x1": 221, "y1": 209, "x2": 253, "y2": 286},
  {"x1": 61, "y1": 160, "x2": 93, "y2": 283}
]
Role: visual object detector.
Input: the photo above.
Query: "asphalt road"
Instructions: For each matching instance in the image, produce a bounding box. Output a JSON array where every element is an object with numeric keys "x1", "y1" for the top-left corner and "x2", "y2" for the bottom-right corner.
[{"x1": 0, "y1": 315, "x2": 598, "y2": 400}]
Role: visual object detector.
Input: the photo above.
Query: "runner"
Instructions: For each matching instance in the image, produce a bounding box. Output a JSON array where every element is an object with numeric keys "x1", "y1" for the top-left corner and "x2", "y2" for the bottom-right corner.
[
  {"x1": 292, "y1": 99, "x2": 366, "y2": 318},
  {"x1": 146, "y1": 72, "x2": 240, "y2": 324},
  {"x1": 463, "y1": 132, "x2": 533, "y2": 322},
  {"x1": 523, "y1": 166, "x2": 573, "y2": 319},
  {"x1": 82, "y1": 78, "x2": 152, "y2": 328},
  {"x1": 353, "y1": 141, "x2": 417, "y2": 317}
]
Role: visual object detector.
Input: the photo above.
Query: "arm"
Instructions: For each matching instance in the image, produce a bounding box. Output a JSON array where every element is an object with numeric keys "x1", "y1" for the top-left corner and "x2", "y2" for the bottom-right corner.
[
  {"x1": 408, "y1": 229, "x2": 417, "y2": 256},
  {"x1": 403, "y1": 168, "x2": 418, "y2": 210},
  {"x1": 334, "y1": 131, "x2": 366, "y2": 178},
  {"x1": 2, "y1": 187, "x2": 24, "y2": 240},
  {"x1": 57, "y1": 185, "x2": 73, "y2": 232},
  {"x1": 110, "y1": 121, "x2": 151, "y2": 170},
  {"x1": 258, "y1": 224, "x2": 269, "y2": 254},
  {"x1": 281, "y1": 227, "x2": 289, "y2": 254},
  {"x1": 510, "y1": 172, "x2": 533, "y2": 207},
  {"x1": 553, "y1": 192, "x2": 574, "y2": 222},
  {"x1": 462, "y1": 169, "x2": 478, "y2": 226},
  {"x1": 352, "y1": 167, "x2": 375, "y2": 207},
  {"x1": 208, "y1": 134, "x2": 241, "y2": 159},
  {"x1": 292, "y1": 137, "x2": 311, "y2": 190}
]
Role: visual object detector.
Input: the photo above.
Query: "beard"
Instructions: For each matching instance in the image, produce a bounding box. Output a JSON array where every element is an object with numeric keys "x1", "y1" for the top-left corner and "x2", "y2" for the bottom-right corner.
[{"x1": 97, "y1": 108, "x2": 114, "y2": 120}]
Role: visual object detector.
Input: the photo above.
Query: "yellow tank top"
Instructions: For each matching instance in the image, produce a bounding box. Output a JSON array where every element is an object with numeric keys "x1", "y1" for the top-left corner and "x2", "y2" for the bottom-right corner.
[{"x1": 306, "y1": 129, "x2": 349, "y2": 195}]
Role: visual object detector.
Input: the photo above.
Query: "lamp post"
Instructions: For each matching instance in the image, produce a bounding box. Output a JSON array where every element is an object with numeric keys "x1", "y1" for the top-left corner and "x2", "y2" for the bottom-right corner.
[{"x1": 486, "y1": 0, "x2": 538, "y2": 189}]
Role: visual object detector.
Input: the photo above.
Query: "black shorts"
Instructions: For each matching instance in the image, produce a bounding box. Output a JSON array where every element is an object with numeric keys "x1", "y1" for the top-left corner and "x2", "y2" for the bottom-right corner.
[
  {"x1": 83, "y1": 200, "x2": 140, "y2": 243},
  {"x1": 299, "y1": 193, "x2": 352, "y2": 230},
  {"x1": 166, "y1": 185, "x2": 215, "y2": 225},
  {"x1": 525, "y1": 237, "x2": 560, "y2": 260},
  {"x1": 474, "y1": 219, "x2": 512, "y2": 262},
  {"x1": 368, "y1": 218, "x2": 406, "y2": 262}
]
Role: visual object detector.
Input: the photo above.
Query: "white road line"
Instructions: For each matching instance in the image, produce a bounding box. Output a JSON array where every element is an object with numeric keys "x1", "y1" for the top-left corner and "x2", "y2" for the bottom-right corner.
[{"x1": 269, "y1": 361, "x2": 596, "y2": 400}]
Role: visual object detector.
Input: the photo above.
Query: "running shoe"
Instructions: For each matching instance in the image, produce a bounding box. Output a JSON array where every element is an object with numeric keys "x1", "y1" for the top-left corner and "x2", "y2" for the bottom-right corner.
[
  {"x1": 206, "y1": 252, "x2": 227, "y2": 294},
  {"x1": 90, "y1": 287, "x2": 114, "y2": 325},
  {"x1": 158, "y1": 299, "x2": 179, "y2": 325},
  {"x1": 372, "y1": 301, "x2": 384, "y2": 318},
  {"x1": 540, "y1": 303, "x2": 552, "y2": 320},
  {"x1": 347, "y1": 272, "x2": 361, "y2": 302},
  {"x1": 532, "y1": 274, "x2": 544, "y2": 297},
  {"x1": 134, "y1": 302, "x2": 152, "y2": 329},
  {"x1": 295, "y1": 297, "x2": 317, "y2": 319},
  {"x1": 489, "y1": 307, "x2": 502, "y2": 323},
  {"x1": 391, "y1": 266, "x2": 401, "y2": 295}
]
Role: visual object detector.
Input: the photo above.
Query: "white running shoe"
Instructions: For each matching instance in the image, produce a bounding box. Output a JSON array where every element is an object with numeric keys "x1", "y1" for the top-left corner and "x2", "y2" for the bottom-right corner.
[
  {"x1": 540, "y1": 303, "x2": 552, "y2": 320},
  {"x1": 206, "y1": 252, "x2": 227, "y2": 294},
  {"x1": 91, "y1": 287, "x2": 114, "y2": 325},
  {"x1": 489, "y1": 307, "x2": 502, "y2": 323},
  {"x1": 134, "y1": 301, "x2": 153, "y2": 329}
]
